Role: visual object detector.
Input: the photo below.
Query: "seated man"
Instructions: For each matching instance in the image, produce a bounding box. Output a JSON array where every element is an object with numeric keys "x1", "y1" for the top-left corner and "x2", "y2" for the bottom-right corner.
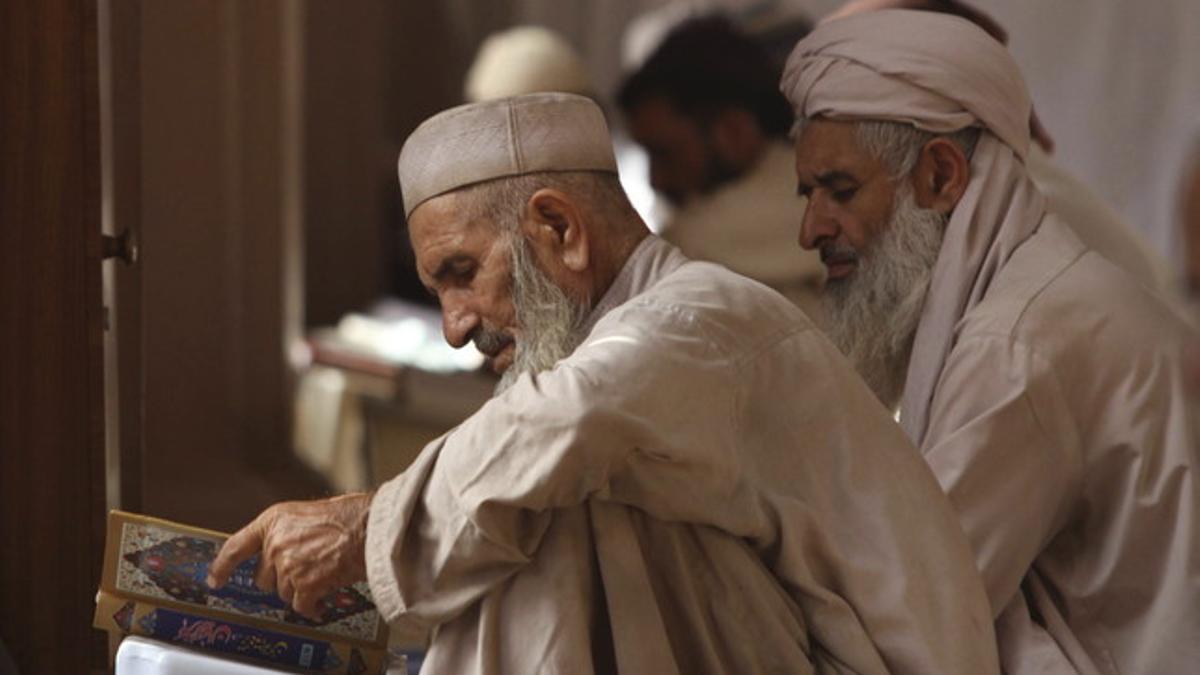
[
  {"x1": 209, "y1": 93, "x2": 998, "y2": 674},
  {"x1": 783, "y1": 11, "x2": 1199, "y2": 673}
]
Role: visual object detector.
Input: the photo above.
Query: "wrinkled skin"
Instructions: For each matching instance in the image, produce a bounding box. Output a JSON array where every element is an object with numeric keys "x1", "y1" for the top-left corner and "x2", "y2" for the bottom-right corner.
[
  {"x1": 207, "y1": 493, "x2": 372, "y2": 621},
  {"x1": 793, "y1": 118, "x2": 898, "y2": 282}
]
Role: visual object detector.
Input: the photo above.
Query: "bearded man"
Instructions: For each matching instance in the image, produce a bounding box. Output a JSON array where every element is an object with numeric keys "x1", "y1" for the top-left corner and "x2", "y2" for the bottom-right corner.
[
  {"x1": 784, "y1": 11, "x2": 1199, "y2": 674},
  {"x1": 209, "y1": 93, "x2": 999, "y2": 673}
]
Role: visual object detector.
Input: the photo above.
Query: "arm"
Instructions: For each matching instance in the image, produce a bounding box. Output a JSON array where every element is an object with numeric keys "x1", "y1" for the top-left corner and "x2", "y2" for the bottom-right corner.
[
  {"x1": 366, "y1": 316, "x2": 740, "y2": 628},
  {"x1": 921, "y1": 334, "x2": 1082, "y2": 613},
  {"x1": 209, "y1": 309, "x2": 737, "y2": 627}
]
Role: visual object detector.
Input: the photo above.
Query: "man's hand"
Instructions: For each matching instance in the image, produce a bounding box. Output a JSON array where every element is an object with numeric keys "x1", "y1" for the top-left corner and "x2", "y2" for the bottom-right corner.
[{"x1": 206, "y1": 493, "x2": 372, "y2": 621}]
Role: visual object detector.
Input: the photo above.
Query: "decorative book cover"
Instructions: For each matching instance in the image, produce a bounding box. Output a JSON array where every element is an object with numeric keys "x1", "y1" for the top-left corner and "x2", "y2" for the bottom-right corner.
[{"x1": 95, "y1": 510, "x2": 389, "y2": 674}]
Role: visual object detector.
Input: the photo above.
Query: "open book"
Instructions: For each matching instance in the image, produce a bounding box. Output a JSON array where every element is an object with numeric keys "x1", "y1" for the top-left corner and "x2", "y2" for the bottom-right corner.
[{"x1": 94, "y1": 510, "x2": 390, "y2": 674}]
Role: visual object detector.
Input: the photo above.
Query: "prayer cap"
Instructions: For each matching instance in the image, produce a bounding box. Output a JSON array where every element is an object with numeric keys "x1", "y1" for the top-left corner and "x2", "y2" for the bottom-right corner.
[
  {"x1": 781, "y1": 9, "x2": 1032, "y2": 158},
  {"x1": 464, "y1": 26, "x2": 593, "y2": 102},
  {"x1": 398, "y1": 93, "x2": 618, "y2": 218}
]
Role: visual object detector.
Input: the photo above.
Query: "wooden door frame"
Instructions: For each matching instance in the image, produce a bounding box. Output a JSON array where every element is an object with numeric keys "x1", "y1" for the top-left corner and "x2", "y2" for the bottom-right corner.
[
  {"x1": 99, "y1": 0, "x2": 145, "y2": 517},
  {"x1": 0, "y1": 0, "x2": 109, "y2": 671}
]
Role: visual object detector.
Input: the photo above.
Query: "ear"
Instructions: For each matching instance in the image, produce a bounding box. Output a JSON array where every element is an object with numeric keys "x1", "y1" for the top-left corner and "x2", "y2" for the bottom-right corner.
[
  {"x1": 910, "y1": 137, "x2": 971, "y2": 214},
  {"x1": 520, "y1": 188, "x2": 591, "y2": 273}
]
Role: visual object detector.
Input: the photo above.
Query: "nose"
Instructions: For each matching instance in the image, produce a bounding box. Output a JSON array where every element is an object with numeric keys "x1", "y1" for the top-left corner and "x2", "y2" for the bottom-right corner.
[
  {"x1": 440, "y1": 298, "x2": 479, "y2": 349},
  {"x1": 798, "y1": 193, "x2": 838, "y2": 251}
]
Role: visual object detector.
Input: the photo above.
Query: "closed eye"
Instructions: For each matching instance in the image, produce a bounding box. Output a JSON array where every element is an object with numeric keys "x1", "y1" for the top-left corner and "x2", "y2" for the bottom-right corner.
[
  {"x1": 433, "y1": 256, "x2": 477, "y2": 287},
  {"x1": 833, "y1": 188, "x2": 857, "y2": 203},
  {"x1": 796, "y1": 170, "x2": 860, "y2": 202}
]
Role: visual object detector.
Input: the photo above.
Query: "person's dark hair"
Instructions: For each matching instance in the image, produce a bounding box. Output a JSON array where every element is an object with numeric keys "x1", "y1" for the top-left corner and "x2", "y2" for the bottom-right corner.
[{"x1": 617, "y1": 15, "x2": 794, "y2": 137}]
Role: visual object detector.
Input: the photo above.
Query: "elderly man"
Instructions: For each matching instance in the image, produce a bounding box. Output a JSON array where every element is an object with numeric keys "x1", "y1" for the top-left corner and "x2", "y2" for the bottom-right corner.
[
  {"x1": 209, "y1": 93, "x2": 999, "y2": 673},
  {"x1": 783, "y1": 11, "x2": 1199, "y2": 674}
]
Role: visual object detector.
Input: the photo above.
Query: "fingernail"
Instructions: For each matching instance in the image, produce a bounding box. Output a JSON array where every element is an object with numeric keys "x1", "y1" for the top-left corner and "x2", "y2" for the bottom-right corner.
[{"x1": 205, "y1": 574, "x2": 218, "y2": 589}]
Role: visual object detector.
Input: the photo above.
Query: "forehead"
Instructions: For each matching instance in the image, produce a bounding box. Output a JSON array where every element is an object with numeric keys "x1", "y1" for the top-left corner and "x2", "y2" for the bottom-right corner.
[
  {"x1": 408, "y1": 194, "x2": 497, "y2": 264},
  {"x1": 792, "y1": 118, "x2": 880, "y2": 177}
]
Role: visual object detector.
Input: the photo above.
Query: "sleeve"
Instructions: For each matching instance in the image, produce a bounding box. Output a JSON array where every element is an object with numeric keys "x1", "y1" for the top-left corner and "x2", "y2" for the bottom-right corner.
[
  {"x1": 920, "y1": 333, "x2": 1084, "y2": 614},
  {"x1": 364, "y1": 311, "x2": 741, "y2": 630}
]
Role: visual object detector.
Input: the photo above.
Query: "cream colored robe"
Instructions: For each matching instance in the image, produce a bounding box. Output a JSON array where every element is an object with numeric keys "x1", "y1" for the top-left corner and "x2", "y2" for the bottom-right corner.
[
  {"x1": 366, "y1": 237, "x2": 998, "y2": 674},
  {"x1": 920, "y1": 216, "x2": 1199, "y2": 674},
  {"x1": 780, "y1": 10, "x2": 1198, "y2": 673}
]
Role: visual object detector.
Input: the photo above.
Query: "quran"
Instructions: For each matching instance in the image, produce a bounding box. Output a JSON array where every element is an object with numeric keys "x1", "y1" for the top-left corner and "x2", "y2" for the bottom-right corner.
[{"x1": 94, "y1": 510, "x2": 389, "y2": 674}]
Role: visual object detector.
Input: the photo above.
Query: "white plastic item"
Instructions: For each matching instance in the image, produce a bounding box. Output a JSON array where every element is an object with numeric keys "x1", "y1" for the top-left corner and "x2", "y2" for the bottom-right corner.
[{"x1": 115, "y1": 636, "x2": 289, "y2": 675}]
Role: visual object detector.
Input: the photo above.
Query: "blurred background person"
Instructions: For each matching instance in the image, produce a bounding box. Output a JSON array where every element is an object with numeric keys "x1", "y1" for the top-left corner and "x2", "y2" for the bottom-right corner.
[
  {"x1": 618, "y1": 16, "x2": 826, "y2": 320},
  {"x1": 463, "y1": 25, "x2": 594, "y2": 103},
  {"x1": 1182, "y1": 135, "x2": 1200, "y2": 292},
  {"x1": 1179, "y1": 134, "x2": 1200, "y2": 387}
]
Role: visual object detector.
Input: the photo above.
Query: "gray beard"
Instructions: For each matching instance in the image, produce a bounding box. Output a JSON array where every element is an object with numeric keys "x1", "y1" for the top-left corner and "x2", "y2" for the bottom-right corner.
[
  {"x1": 822, "y1": 184, "x2": 946, "y2": 410},
  {"x1": 495, "y1": 235, "x2": 591, "y2": 394}
]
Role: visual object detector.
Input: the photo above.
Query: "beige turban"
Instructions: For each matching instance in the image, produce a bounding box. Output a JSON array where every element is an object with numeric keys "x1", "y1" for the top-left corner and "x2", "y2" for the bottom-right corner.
[
  {"x1": 781, "y1": 10, "x2": 1048, "y2": 445},
  {"x1": 398, "y1": 93, "x2": 618, "y2": 218}
]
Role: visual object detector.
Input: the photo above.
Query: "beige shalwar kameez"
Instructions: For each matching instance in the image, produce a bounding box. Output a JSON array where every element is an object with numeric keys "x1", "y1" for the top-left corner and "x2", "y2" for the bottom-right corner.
[
  {"x1": 365, "y1": 237, "x2": 998, "y2": 674},
  {"x1": 925, "y1": 215, "x2": 1198, "y2": 675},
  {"x1": 785, "y1": 11, "x2": 1200, "y2": 674}
]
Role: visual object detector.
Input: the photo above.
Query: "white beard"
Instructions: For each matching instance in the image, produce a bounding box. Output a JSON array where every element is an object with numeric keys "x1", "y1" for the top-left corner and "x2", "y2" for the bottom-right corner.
[
  {"x1": 821, "y1": 184, "x2": 946, "y2": 410},
  {"x1": 495, "y1": 235, "x2": 590, "y2": 394}
]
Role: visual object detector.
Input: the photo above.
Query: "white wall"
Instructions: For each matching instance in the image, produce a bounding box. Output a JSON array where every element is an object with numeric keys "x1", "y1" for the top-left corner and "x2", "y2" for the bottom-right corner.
[{"x1": 973, "y1": 0, "x2": 1200, "y2": 275}]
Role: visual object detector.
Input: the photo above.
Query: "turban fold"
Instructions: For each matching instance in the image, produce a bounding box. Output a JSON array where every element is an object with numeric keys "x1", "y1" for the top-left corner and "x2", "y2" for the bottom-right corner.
[
  {"x1": 782, "y1": 9, "x2": 1031, "y2": 158},
  {"x1": 781, "y1": 10, "x2": 1048, "y2": 444},
  {"x1": 399, "y1": 93, "x2": 617, "y2": 218}
]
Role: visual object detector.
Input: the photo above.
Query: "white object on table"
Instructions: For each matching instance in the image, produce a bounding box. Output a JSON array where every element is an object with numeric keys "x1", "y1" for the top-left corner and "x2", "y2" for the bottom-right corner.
[
  {"x1": 115, "y1": 636, "x2": 409, "y2": 675},
  {"x1": 115, "y1": 636, "x2": 289, "y2": 674}
]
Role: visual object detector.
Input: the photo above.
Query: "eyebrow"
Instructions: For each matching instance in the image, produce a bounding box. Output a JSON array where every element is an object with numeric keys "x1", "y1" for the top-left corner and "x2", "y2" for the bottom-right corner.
[
  {"x1": 423, "y1": 254, "x2": 474, "y2": 295},
  {"x1": 797, "y1": 170, "x2": 859, "y2": 195}
]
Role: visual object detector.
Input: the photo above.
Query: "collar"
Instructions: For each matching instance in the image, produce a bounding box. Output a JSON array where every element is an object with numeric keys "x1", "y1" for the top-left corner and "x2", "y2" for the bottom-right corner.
[{"x1": 581, "y1": 235, "x2": 688, "y2": 334}]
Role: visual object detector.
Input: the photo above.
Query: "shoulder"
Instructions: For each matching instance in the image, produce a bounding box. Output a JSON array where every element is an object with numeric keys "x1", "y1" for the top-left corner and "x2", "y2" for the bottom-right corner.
[
  {"x1": 957, "y1": 217, "x2": 1188, "y2": 383},
  {"x1": 1026, "y1": 149, "x2": 1169, "y2": 290},
  {"x1": 601, "y1": 259, "x2": 817, "y2": 360}
]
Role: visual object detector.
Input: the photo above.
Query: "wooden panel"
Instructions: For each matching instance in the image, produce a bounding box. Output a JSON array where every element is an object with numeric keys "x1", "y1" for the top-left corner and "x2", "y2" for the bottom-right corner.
[
  {"x1": 0, "y1": 0, "x2": 108, "y2": 671},
  {"x1": 138, "y1": 1, "x2": 324, "y2": 533},
  {"x1": 100, "y1": 0, "x2": 146, "y2": 515}
]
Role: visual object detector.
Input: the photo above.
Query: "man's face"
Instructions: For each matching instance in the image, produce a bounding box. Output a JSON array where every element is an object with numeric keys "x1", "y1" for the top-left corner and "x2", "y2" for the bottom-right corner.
[
  {"x1": 409, "y1": 194, "x2": 519, "y2": 375},
  {"x1": 793, "y1": 118, "x2": 898, "y2": 285},
  {"x1": 627, "y1": 96, "x2": 737, "y2": 206},
  {"x1": 409, "y1": 191, "x2": 590, "y2": 390},
  {"x1": 794, "y1": 118, "x2": 947, "y2": 409}
]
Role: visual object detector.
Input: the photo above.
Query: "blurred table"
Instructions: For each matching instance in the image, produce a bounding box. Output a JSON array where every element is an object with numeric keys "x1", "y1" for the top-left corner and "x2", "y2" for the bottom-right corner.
[{"x1": 292, "y1": 298, "x2": 494, "y2": 494}]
